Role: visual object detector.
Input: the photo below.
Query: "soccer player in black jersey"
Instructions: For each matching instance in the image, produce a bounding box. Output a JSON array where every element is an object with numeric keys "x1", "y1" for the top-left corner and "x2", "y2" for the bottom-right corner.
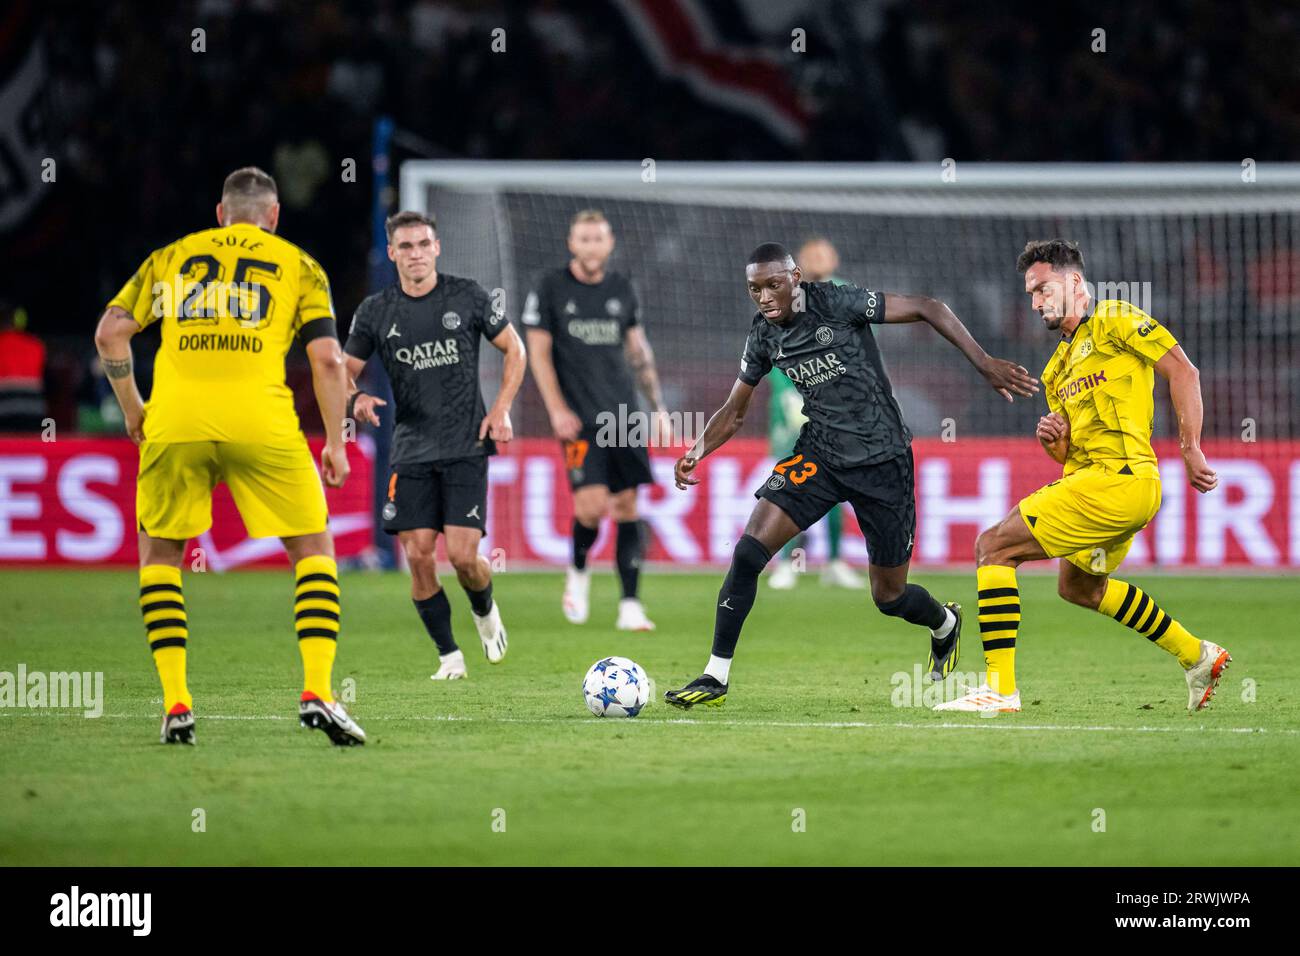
[
  {"x1": 344, "y1": 211, "x2": 526, "y2": 680},
  {"x1": 523, "y1": 210, "x2": 668, "y2": 632},
  {"x1": 665, "y1": 242, "x2": 1039, "y2": 708}
]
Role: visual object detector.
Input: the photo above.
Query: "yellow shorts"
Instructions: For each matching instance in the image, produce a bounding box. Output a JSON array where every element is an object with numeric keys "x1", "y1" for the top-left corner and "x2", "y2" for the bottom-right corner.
[
  {"x1": 1017, "y1": 468, "x2": 1161, "y2": 575},
  {"x1": 137, "y1": 440, "x2": 328, "y2": 540}
]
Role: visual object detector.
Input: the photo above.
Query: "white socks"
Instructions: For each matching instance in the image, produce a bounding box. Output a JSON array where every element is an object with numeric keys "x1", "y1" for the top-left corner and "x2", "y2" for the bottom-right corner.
[
  {"x1": 704, "y1": 654, "x2": 732, "y2": 684},
  {"x1": 932, "y1": 606, "x2": 957, "y2": 640}
]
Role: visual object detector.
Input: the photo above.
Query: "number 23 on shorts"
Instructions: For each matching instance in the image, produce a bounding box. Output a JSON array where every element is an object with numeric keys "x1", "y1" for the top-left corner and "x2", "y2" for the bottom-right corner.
[{"x1": 774, "y1": 453, "x2": 818, "y2": 485}]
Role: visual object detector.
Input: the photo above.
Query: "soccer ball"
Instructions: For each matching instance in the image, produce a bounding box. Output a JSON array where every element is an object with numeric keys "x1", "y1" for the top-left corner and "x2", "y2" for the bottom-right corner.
[{"x1": 582, "y1": 656, "x2": 650, "y2": 718}]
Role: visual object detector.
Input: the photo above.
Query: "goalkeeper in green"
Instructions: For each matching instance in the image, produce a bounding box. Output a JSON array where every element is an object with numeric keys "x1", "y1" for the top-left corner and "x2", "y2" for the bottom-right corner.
[{"x1": 766, "y1": 238, "x2": 865, "y2": 590}]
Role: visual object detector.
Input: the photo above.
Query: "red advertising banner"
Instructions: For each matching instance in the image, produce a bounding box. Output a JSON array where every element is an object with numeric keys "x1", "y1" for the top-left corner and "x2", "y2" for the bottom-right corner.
[
  {"x1": 0, "y1": 436, "x2": 375, "y2": 568},
  {"x1": 1, "y1": 435, "x2": 1297, "y2": 569}
]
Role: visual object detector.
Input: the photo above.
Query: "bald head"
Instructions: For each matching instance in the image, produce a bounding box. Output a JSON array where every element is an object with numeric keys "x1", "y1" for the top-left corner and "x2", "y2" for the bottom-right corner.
[{"x1": 218, "y1": 166, "x2": 280, "y2": 230}]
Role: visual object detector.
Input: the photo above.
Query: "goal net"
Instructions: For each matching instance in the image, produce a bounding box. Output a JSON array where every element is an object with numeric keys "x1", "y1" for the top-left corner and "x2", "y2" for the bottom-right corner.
[
  {"x1": 401, "y1": 161, "x2": 1300, "y2": 443},
  {"x1": 397, "y1": 162, "x2": 1300, "y2": 569}
]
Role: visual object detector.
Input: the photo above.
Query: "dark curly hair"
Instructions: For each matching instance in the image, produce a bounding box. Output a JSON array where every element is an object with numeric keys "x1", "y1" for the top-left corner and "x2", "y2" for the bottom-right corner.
[{"x1": 1016, "y1": 238, "x2": 1085, "y2": 274}]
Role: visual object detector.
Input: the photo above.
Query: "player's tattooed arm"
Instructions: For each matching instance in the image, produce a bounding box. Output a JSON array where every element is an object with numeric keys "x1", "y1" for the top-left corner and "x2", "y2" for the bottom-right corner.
[
  {"x1": 103, "y1": 357, "x2": 132, "y2": 378},
  {"x1": 675, "y1": 378, "x2": 755, "y2": 489},
  {"x1": 93, "y1": 305, "x2": 147, "y2": 443},
  {"x1": 1155, "y1": 345, "x2": 1218, "y2": 494},
  {"x1": 625, "y1": 326, "x2": 674, "y2": 444},
  {"x1": 882, "y1": 293, "x2": 1039, "y2": 403},
  {"x1": 624, "y1": 326, "x2": 666, "y2": 413}
]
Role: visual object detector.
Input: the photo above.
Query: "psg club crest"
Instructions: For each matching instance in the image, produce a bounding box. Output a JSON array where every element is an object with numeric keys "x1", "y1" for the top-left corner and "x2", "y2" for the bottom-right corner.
[
  {"x1": 442, "y1": 311, "x2": 462, "y2": 330},
  {"x1": 766, "y1": 473, "x2": 787, "y2": 491},
  {"x1": 382, "y1": 501, "x2": 397, "y2": 521},
  {"x1": 815, "y1": 326, "x2": 833, "y2": 345},
  {"x1": 605, "y1": 298, "x2": 622, "y2": 316}
]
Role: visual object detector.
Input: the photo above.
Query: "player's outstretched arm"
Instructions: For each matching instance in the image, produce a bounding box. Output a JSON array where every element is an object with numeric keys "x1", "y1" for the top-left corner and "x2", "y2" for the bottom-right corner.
[
  {"x1": 525, "y1": 328, "x2": 582, "y2": 441},
  {"x1": 674, "y1": 378, "x2": 755, "y2": 490},
  {"x1": 882, "y1": 293, "x2": 1038, "y2": 402},
  {"x1": 93, "y1": 306, "x2": 146, "y2": 444},
  {"x1": 1155, "y1": 345, "x2": 1218, "y2": 494},
  {"x1": 481, "y1": 325, "x2": 527, "y2": 442},
  {"x1": 306, "y1": 337, "x2": 351, "y2": 488}
]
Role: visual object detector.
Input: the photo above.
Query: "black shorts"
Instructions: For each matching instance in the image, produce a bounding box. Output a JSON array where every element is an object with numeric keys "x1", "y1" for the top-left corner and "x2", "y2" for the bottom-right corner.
[
  {"x1": 756, "y1": 445, "x2": 916, "y2": 568},
  {"x1": 562, "y1": 427, "x2": 653, "y2": 494},
  {"x1": 382, "y1": 457, "x2": 487, "y2": 534}
]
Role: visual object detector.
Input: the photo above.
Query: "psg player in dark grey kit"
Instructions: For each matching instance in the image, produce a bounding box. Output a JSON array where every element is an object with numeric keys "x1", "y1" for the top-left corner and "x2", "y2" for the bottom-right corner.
[
  {"x1": 345, "y1": 211, "x2": 526, "y2": 680},
  {"x1": 523, "y1": 210, "x2": 667, "y2": 632},
  {"x1": 665, "y1": 243, "x2": 1038, "y2": 708}
]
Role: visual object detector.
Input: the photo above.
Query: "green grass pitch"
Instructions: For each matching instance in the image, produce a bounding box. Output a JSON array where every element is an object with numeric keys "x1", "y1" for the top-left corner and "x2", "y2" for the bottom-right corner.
[{"x1": 2, "y1": 567, "x2": 1297, "y2": 866}]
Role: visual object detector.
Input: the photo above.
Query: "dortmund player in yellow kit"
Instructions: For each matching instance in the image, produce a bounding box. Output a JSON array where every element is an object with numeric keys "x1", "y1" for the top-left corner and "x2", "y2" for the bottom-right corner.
[
  {"x1": 93, "y1": 167, "x2": 366, "y2": 745},
  {"x1": 938, "y1": 239, "x2": 1229, "y2": 714}
]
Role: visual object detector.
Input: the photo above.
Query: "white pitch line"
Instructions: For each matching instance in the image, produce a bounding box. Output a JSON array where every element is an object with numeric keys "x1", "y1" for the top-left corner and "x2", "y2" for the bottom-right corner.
[{"x1": 1, "y1": 711, "x2": 1295, "y2": 735}]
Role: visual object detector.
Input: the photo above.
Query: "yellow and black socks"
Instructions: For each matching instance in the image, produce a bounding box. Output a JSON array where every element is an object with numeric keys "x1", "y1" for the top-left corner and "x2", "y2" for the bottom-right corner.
[
  {"x1": 140, "y1": 564, "x2": 191, "y2": 713},
  {"x1": 977, "y1": 565, "x2": 1020, "y2": 696},
  {"x1": 1099, "y1": 579, "x2": 1200, "y2": 667},
  {"x1": 294, "y1": 555, "x2": 339, "y2": 703}
]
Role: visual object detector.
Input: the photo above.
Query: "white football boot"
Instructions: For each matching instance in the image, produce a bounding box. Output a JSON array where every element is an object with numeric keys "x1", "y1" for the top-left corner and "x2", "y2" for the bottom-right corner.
[
  {"x1": 768, "y1": 560, "x2": 797, "y2": 590},
  {"x1": 1184, "y1": 640, "x2": 1231, "y2": 712},
  {"x1": 821, "y1": 559, "x2": 866, "y2": 589},
  {"x1": 431, "y1": 649, "x2": 468, "y2": 681},
  {"x1": 932, "y1": 683, "x2": 1022, "y2": 713},
  {"x1": 563, "y1": 566, "x2": 590, "y2": 624},
  {"x1": 616, "y1": 597, "x2": 656, "y2": 632},
  {"x1": 472, "y1": 603, "x2": 508, "y2": 663},
  {"x1": 299, "y1": 694, "x2": 367, "y2": 746}
]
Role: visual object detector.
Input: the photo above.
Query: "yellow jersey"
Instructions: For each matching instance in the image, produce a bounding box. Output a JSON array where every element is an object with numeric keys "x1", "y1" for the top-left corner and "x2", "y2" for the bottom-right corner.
[
  {"x1": 109, "y1": 222, "x2": 336, "y2": 444},
  {"x1": 1041, "y1": 299, "x2": 1178, "y2": 479}
]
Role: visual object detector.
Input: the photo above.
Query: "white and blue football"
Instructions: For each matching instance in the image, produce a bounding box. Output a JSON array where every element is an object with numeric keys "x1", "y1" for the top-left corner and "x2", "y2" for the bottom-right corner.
[{"x1": 582, "y1": 656, "x2": 650, "y2": 718}]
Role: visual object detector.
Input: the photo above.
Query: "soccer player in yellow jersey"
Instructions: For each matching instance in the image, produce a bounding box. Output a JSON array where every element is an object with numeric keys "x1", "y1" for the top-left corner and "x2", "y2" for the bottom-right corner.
[
  {"x1": 93, "y1": 167, "x2": 366, "y2": 745},
  {"x1": 937, "y1": 239, "x2": 1229, "y2": 714}
]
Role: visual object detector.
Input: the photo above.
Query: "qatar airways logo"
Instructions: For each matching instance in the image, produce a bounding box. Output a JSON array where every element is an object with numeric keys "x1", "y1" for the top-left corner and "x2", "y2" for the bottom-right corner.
[
  {"x1": 567, "y1": 318, "x2": 622, "y2": 345},
  {"x1": 1057, "y1": 368, "x2": 1108, "y2": 400},
  {"x1": 395, "y1": 338, "x2": 460, "y2": 370},
  {"x1": 783, "y1": 352, "x2": 845, "y2": 387}
]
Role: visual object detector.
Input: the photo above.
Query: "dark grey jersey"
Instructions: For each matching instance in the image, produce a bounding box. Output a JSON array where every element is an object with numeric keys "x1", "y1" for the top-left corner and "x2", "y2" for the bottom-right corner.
[
  {"x1": 738, "y1": 281, "x2": 910, "y2": 469},
  {"x1": 344, "y1": 275, "x2": 510, "y2": 465},
  {"x1": 521, "y1": 267, "x2": 641, "y2": 427}
]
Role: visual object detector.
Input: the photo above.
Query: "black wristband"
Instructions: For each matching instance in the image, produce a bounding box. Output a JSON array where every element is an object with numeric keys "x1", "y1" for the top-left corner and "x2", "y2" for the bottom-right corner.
[{"x1": 346, "y1": 391, "x2": 368, "y2": 421}]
